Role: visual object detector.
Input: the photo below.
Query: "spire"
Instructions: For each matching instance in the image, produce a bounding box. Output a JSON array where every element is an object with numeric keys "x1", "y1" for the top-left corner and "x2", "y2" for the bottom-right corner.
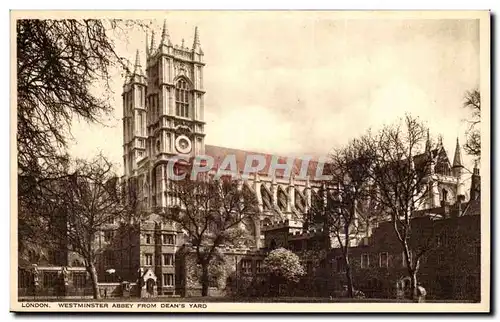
[
  {"x1": 146, "y1": 31, "x2": 149, "y2": 57},
  {"x1": 150, "y1": 30, "x2": 156, "y2": 55},
  {"x1": 161, "y1": 19, "x2": 171, "y2": 46},
  {"x1": 133, "y1": 50, "x2": 143, "y2": 76},
  {"x1": 437, "y1": 135, "x2": 444, "y2": 149},
  {"x1": 193, "y1": 26, "x2": 200, "y2": 48},
  {"x1": 425, "y1": 129, "x2": 431, "y2": 155},
  {"x1": 192, "y1": 26, "x2": 203, "y2": 56},
  {"x1": 452, "y1": 137, "x2": 464, "y2": 168}
]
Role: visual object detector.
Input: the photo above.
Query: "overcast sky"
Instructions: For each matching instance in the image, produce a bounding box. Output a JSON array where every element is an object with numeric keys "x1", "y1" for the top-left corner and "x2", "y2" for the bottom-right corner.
[{"x1": 68, "y1": 12, "x2": 480, "y2": 175}]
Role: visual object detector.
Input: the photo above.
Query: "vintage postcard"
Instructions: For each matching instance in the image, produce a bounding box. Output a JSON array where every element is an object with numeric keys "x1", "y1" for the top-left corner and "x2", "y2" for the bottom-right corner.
[{"x1": 10, "y1": 10, "x2": 490, "y2": 313}]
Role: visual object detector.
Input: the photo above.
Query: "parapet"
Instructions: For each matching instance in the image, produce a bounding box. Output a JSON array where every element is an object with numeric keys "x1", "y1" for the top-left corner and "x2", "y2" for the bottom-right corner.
[
  {"x1": 261, "y1": 219, "x2": 303, "y2": 231},
  {"x1": 288, "y1": 228, "x2": 325, "y2": 240}
]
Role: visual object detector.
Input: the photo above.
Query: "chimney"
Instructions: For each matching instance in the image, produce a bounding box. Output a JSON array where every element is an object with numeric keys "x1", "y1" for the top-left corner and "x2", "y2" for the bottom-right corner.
[
  {"x1": 457, "y1": 194, "x2": 466, "y2": 216},
  {"x1": 469, "y1": 161, "x2": 481, "y2": 201}
]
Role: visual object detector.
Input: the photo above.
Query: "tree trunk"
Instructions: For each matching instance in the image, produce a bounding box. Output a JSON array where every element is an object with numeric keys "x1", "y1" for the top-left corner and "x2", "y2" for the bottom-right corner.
[
  {"x1": 201, "y1": 263, "x2": 209, "y2": 297},
  {"x1": 87, "y1": 264, "x2": 100, "y2": 299},
  {"x1": 345, "y1": 262, "x2": 354, "y2": 298},
  {"x1": 344, "y1": 222, "x2": 354, "y2": 298},
  {"x1": 402, "y1": 244, "x2": 419, "y2": 302},
  {"x1": 410, "y1": 270, "x2": 418, "y2": 302},
  {"x1": 128, "y1": 228, "x2": 133, "y2": 282}
]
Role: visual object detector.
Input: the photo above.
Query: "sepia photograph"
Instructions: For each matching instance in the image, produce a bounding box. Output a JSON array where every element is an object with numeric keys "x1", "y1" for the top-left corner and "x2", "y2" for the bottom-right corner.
[{"x1": 10, "y1": 10, "x2": 490, "y2": 313}]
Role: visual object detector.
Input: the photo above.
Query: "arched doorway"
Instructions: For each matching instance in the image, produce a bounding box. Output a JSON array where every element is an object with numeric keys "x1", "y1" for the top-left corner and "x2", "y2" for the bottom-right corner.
[
  {"x1": 146, "y1": 278, "x2": 156, "y2": 296},
  {"x1": 397, "y1": 276, "x2": 411, "y2": 299}
]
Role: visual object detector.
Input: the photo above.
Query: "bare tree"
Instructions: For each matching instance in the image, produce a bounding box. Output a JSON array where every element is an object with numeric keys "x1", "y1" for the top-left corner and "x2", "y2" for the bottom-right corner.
[
  {"x1": 16, "y1": 18, "x2": 147, "y2": 255},
  {"x1": 307, "y1": 138, "x2": 376, "y2": 298},
  {"x1": 40, "y1": 155, "x2": 123, "y2": 299},
  {"x1": 363, "y1": 115, "x2": 434, "y2": 301},
  {"x1": 463, "y1": 89, "x2": 481, "y2": 159},
  {"x1": 160, "y1": 176, "x2": 259, "y2": 297}
]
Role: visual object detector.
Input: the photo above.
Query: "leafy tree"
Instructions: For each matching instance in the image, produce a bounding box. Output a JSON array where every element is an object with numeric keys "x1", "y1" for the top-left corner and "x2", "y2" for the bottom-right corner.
[
  {"x1": 161, "y1": 177, "x2": 259, "y2": 296},
  {"x1": 263, "y1": 247, "x2": 305, "y2": 296}
]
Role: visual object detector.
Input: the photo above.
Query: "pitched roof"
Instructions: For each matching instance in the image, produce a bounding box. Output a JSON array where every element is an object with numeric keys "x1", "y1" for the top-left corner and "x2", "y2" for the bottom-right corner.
[
  {"x1": 462, "y1": 199, "x2": 481, "y2": 217},
  {"x1": 204, "y1": 144, "x2": 328, "y2": 180}
]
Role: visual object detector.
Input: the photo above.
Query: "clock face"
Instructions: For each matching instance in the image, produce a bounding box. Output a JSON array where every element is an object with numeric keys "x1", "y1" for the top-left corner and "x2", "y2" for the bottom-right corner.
[{"x1": 175, "y1": 135, "x2": 192, "y2": 154}]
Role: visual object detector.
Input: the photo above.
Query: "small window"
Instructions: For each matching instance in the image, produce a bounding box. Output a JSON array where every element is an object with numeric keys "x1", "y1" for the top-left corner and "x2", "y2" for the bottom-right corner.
[
  {"x1": 146, "y1": 234, "x2": 151, "y2": 244},
  {"x1": 379, "y1": 252, "x2": 388, "y2": 268},
  {"x1": 73, "y1": 273, "x2": 87, "y2": 288},
  {"x1": 163, "y1": 273, "x2": 174, "y2": 286},
  {"x1": 438, "y1": 253, "x2": 445, "y2": 265},
  {"x1": 43, "y1": 271, "x2": 58, "y2": 288},
  {"x1": 437, "y1": 232, "x2": 448, "y2": 247},
  {"x1": 145, "y1": 253, "x2": 153, "y2": 266},
  {"x1": 104, "y1": 231, "x2": 114, "y2": 242},
  {"x1": 361, "y1": 253, "x2": 370, "y2": 269},
  {"x1": 18, "y1": 269, "x2": 31, "y2": 288},
  {"x1": 162, "y1": 234, "x2": 175, "y2": 245},
  {"x1": 256, "y1": 260, "x2": 263, "y2": 273},
  {"x1": 209, "y1": 276, "x2": 218, "y2": 288},
  {"x1": 241, "y1": 260, "x2": 252, "y2": 274},
  {"x1": 163, "y1": 254, "x2": 174, "y2": 266}
]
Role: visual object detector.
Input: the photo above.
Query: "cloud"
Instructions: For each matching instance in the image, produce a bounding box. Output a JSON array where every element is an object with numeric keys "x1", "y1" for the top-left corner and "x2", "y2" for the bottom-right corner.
[{"x1": 205, "y1": 105, "x2": 297, "y2": 155}]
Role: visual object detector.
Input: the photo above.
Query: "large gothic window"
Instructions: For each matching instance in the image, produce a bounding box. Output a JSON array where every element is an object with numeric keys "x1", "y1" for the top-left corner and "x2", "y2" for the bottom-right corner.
[{"x1": 175, "y1": 79, "x2": 190, "y2": 118}]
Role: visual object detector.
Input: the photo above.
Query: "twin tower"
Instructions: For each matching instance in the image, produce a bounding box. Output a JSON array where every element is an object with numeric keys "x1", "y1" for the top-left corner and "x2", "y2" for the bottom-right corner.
[{"x1": 122, "y1": 20, "x2": 206, "y2": 184}]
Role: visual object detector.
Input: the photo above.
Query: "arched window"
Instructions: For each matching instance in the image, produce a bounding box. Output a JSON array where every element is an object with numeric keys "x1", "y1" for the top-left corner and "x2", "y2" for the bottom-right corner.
[
  {"x1": 262, "y1": 217, "x2": 272, "y2": 227},
  {"x1": 260, "y1": 185, "x2": 272, "y2": 211},
  {"x1": 277, "y1": 186, "x2": 287, "y2": 212},
  {"x1": 175, "y1": 79, "x2": 190, "y2": 118},
  {"x1": 441, "y1": 188, "x2": 448, "y2": 203},
  {"x1": 295, "y1": 190, "x2": 305, "y2": 212}
]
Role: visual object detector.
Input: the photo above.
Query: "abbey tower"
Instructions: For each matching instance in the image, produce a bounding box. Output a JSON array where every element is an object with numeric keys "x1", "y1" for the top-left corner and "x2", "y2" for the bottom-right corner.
[{"x1": 122, "y1": 21, "x2": 206, "y2": 212}]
